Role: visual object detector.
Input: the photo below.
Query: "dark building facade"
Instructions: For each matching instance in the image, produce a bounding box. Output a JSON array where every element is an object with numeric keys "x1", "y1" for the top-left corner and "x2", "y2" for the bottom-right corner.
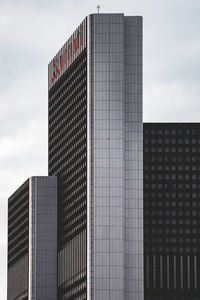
[
  {"x1": 144, "y1": 123, "x2": 200, "y2": 300},
  {"x1": 8, "y1": 180, "x2": 29, "y2": 300},
  {"x1": 48, "y1": 19, "x2": 88, "y2": 300},
  {"x1": 49, "y1": 45, "x2": 88, "y2": 300}
]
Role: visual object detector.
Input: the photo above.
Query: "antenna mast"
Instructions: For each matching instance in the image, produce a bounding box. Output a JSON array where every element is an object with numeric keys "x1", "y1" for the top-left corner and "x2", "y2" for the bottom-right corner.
[{"x1": 97, "y1": 5, "x2": 100, "y2": 14}]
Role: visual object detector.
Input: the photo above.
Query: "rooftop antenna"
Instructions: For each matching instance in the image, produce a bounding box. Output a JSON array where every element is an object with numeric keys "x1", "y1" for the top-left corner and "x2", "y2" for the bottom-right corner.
[{"x1": 97, "y1": 5, "x2": 100, "y2": 14}]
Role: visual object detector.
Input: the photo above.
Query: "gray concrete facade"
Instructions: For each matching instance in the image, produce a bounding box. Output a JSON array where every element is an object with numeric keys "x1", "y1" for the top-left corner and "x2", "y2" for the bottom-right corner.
[
  {"x1": 87, "y1": 14, "x2": 143, "y2": 300},
  {"x1": 29, "y1": 176, "x2": 57, "y2": 300}
]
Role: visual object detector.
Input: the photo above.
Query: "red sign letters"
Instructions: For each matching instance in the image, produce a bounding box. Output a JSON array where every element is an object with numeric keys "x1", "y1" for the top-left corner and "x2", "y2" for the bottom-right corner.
[{"x1": 52, "y1": 25, "x2": 83, "y2": 83}]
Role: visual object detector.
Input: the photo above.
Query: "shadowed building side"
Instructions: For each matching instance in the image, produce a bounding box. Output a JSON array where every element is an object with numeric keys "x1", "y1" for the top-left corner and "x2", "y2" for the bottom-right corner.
[
  {"x1": 8, "y1": 180, "x2": 29, "y2": 300},
  {"x1": 144, "y1": 123, "x2": 200, "y2": 300}
]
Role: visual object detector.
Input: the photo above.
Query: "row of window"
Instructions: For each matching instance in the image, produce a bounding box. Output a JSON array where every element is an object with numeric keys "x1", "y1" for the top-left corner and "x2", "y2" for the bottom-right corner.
[
  {"x1": 8, "y1": 180, "x2": 29, "y2": 268},
  {"x1": 49, "y1": 49, "x2": 87, "y2": 298},
  {"x1": 145, "y1": 183, "x2": 200, "y2": 189},
  {"x1": 145, "y1": 138, "x2": 200, "y2": 144},
  {"x1": 144, "y1": 127, "x2": 200, "y2": 136}
]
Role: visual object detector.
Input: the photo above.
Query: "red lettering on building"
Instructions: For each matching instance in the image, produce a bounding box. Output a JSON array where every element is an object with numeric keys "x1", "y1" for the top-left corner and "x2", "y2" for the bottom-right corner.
[
  {"x1": 64, "y1": 49, "x2": 67, "y2": 66},
  {"x1": 68, "y1": 45, "x2": 71, "y2": 61},
  {"x1": 52, "y1": 22, "x2": 85, "y2": 83},
  {"x1": 80, "y1": 25, "x2": 83, "y2": 46},
  {"x1": 52, "y1": 58, "x2": 59, "y2": 82},
  {"x1": 77, "y1": 31, "x2": 80, "y2": 49},
  {"x1": 60, "y1": 55, "x2": 63, "y2": 70},
  {"x1": 73, "y1": 38, "x2": 77, "y2": 54}
]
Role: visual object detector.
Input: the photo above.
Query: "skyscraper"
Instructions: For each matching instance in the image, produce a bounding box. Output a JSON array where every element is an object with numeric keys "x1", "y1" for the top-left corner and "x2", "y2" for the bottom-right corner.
[
  {"x1": 48, "y1": 13, "x2": 143, "y2": 300},
  {"x1": 7, "y1": 12, "x2": 200, "y2": 300},
  {"x1": 8, "y1": 13, "x2": 143, "y2": 300}
]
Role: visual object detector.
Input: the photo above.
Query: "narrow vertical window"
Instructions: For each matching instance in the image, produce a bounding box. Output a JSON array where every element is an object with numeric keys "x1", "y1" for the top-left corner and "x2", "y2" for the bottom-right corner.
[
  {"x1": 194, "y1": 256, "x2": 197, "y2": 290},
  {"x1": 174, "y1": 256, "x2": 176, "y2": 290},
  {"x1": 187, "y1": 256, "x2": 190, "y2": 290},
  {"x1": 167, "y1": 255, "x2": 170, "y2": 289},
  {"x1": 153, "y1": 255, "x2": 156, "y2": 289},
  {"x1": 160, "y1": 255, "x2": 163, "y2": 289},
  {"x1": 180, "y1": 256, "x2": 183, "y2": 290},
  {"x1": 146, "y1": 255, "x2": 149, "y2": 289}
]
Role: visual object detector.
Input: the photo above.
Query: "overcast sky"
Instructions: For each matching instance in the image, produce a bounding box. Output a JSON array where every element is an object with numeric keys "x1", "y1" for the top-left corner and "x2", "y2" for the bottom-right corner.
[{"x1": 1, "y1": 0, "x2": 200, "y2": 298}]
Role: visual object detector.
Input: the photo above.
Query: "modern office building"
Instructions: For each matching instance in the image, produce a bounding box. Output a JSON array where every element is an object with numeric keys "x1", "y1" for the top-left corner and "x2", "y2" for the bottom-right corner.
[
  {"x1": 144, "y1": 123, "x2": 200, "y2": 300},
  {"x1": 48, "y1": 13, "x2": 143, "y2": 300},
  {"x1": 7, "y1": 177, "x2": 57, "y2": 300},
  {"x1": 7, "y1": 13, "x2": 143, "y2": 300},
  {"x1": 7, "y1": 12, "x2": 200, "y2": 300}
]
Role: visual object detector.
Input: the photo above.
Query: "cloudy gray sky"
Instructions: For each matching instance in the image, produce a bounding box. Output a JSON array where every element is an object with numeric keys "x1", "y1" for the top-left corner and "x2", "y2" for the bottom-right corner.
[{"x1": 1, "y1": 0, "x2": 199, "y2": 298}]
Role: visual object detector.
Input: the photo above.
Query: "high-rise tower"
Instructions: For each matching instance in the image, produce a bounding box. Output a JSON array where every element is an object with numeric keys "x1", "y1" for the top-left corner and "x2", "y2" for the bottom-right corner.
[{"x1": 48, "y1": 13, "x2": 143, "y2": 300}]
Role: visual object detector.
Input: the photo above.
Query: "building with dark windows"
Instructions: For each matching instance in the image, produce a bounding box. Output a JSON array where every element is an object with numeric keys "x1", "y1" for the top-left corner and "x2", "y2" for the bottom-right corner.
[
  {"x1": 7, "y1": 12, "x2": 200, "y2": 300},
  {"x1": 48, "y1": 14, "x2": 143, "y2": 300},
  {"x1": 8, "y1": 180, "x2": 29, "y2": 300},
  {"x1": 7, "y1": 176, "x2": 57, "y2": 300},
  {"x1": 144, "y1": 123, "x2": 200, "y2": 300},
  {"x1": 8, "y1": 13, "x2": 143, "y2": 300}
]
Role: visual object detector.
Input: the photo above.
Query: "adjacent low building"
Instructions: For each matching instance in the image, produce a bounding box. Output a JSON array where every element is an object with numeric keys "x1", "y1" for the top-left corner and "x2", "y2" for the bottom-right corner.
[
  {"x1": 144, "y1": 123, "x2": 200, "y2": 300},
  {"x1": 7, "y1": 177, "x2": 57, "y2": 300}
]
